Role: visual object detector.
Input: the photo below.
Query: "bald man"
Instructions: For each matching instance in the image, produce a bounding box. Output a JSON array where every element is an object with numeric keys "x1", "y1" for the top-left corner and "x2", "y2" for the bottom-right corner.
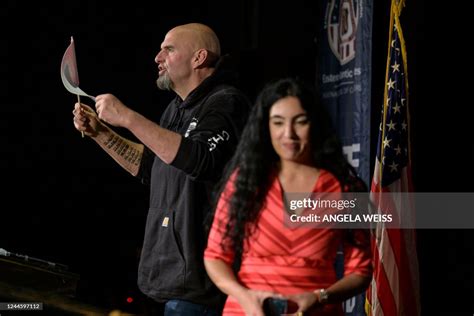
[{"x1": 73, "y1": 23, "x2": 250, "y2": 315}]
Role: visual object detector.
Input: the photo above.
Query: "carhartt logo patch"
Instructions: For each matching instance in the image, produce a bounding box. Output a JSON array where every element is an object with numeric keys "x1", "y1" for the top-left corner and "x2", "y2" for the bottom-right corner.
[{"x1": 162, "y1": 216, "x2": 169, "y2": 227}]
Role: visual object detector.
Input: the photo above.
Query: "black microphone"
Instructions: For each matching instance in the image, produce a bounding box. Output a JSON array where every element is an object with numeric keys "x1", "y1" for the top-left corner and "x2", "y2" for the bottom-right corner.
[{"x1": 0, "y1": 248, "x2": 69, "y2": 271}]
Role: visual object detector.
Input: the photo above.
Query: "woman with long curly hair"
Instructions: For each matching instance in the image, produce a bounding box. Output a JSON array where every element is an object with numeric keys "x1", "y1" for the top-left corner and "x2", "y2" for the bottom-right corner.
[{"x1": 204, "y1": 78, "x2": 372, "y2": 315}]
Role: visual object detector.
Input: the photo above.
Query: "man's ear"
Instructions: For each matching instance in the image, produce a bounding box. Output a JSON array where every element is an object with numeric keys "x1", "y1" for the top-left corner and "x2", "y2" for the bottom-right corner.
[{"x1": 193, "y1": 49, "x2": 209, "y2": 68}]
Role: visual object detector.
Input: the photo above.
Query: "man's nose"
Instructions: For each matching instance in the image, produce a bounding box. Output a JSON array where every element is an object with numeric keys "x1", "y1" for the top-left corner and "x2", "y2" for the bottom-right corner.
[{"x1": 155, "y1": 50, "x2": 164, "y2": 63}]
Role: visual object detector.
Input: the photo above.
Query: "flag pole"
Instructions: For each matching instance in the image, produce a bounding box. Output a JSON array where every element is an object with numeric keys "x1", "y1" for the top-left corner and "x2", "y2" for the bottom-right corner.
[
  {"x1": 71, "y1": 36, "x2": 83, "y2": 138},
  {"x1": 77, "y1": 94, "x2": 84, "y2": 138}
]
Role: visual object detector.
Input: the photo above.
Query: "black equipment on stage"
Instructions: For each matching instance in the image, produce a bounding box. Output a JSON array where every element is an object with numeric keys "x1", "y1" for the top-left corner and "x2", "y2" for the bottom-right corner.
[{"x1": 0, "y1": 248, "x2": 110, "y2": 315}]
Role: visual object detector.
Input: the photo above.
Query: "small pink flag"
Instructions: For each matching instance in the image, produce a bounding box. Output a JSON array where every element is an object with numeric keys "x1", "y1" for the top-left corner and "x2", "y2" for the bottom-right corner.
[
  {"x1": 61, "y1": 36, "x2": 80, "y2": 88},
  {"x1": 60, "y1": 37, "x2": 95, "y2": 101}
]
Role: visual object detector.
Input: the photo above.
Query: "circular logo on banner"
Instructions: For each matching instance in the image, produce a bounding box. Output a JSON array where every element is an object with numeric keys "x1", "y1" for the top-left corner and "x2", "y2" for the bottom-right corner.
[{"x1": 326, "y1": 0, "x2": 360, "y2": 65}]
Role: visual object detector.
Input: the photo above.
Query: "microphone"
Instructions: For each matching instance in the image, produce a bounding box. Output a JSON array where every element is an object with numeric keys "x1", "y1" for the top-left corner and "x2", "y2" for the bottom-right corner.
[{"x1": 0, "y1": 248, "x2": 69, "y2": 271}]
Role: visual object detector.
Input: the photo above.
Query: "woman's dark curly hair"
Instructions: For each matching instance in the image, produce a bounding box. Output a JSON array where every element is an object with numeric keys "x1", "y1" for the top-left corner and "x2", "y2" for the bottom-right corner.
[{"x1": 212, "y1": 77, "x2": 367, "y2": 263}]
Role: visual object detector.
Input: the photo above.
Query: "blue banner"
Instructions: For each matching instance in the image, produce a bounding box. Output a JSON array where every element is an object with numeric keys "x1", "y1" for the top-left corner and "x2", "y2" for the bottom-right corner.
[
  {"x1": 317, "y1": 0, "x2": 372, "y2": 187},
  {"x1": 317, "y1": 1, "x2": 373, "y2": 315}
]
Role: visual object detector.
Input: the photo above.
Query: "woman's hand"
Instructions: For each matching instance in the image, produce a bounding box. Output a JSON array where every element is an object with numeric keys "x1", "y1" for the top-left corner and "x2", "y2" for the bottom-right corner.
[
  {"x1": 285, "y1": 291, "x2": 320, "y2": 313},
  {"x1": 203, "y1": 259, "x2": 283, "y2": 316},
  {"x1": 236, "y1": 289, "x2": 280, "y2": 316}
]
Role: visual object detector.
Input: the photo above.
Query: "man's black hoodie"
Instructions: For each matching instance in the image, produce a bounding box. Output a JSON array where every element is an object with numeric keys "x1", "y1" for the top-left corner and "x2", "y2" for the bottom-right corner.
[{"x1": 136, "y1": 56, "x2": 250, "y2": 307}]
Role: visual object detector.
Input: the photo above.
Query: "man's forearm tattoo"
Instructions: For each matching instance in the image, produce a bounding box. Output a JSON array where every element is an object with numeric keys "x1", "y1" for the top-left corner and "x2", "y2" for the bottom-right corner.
[
  {"x1": 103, "y1": 134, "x2": 141, "y2": 165},
  {"x1": 105, "y1": 134, "x2": 118, "y2": 149},
  {"x1": 121, "y1": 144, "x2": 130, "y2": 157},
  {"x1": 129, "y1": 149, "x2": 142, "y2": 165}
]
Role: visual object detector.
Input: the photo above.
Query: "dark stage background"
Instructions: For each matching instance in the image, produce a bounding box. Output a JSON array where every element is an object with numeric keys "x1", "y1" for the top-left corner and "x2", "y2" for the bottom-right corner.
[{"x1": 0, "y1": 0, "x2": 472, "y2": 315}]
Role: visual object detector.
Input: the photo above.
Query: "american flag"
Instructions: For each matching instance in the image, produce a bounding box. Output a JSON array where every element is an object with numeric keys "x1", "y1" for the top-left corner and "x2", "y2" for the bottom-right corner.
[{"x1": 365, "y1": 0, "x2": 421, "y2": 315}]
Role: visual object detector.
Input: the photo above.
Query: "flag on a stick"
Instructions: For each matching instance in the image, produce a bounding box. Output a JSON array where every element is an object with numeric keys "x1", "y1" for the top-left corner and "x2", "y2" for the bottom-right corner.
[
  {"x1": 61, "y1": 36, "x2": 80, "y2": 88},
  {"x1": 365, "y1": 0, "x2": 420, "y2": 315},
  {"x1": 60, "y1": 37, "x2": 95, "y2": 102}
]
